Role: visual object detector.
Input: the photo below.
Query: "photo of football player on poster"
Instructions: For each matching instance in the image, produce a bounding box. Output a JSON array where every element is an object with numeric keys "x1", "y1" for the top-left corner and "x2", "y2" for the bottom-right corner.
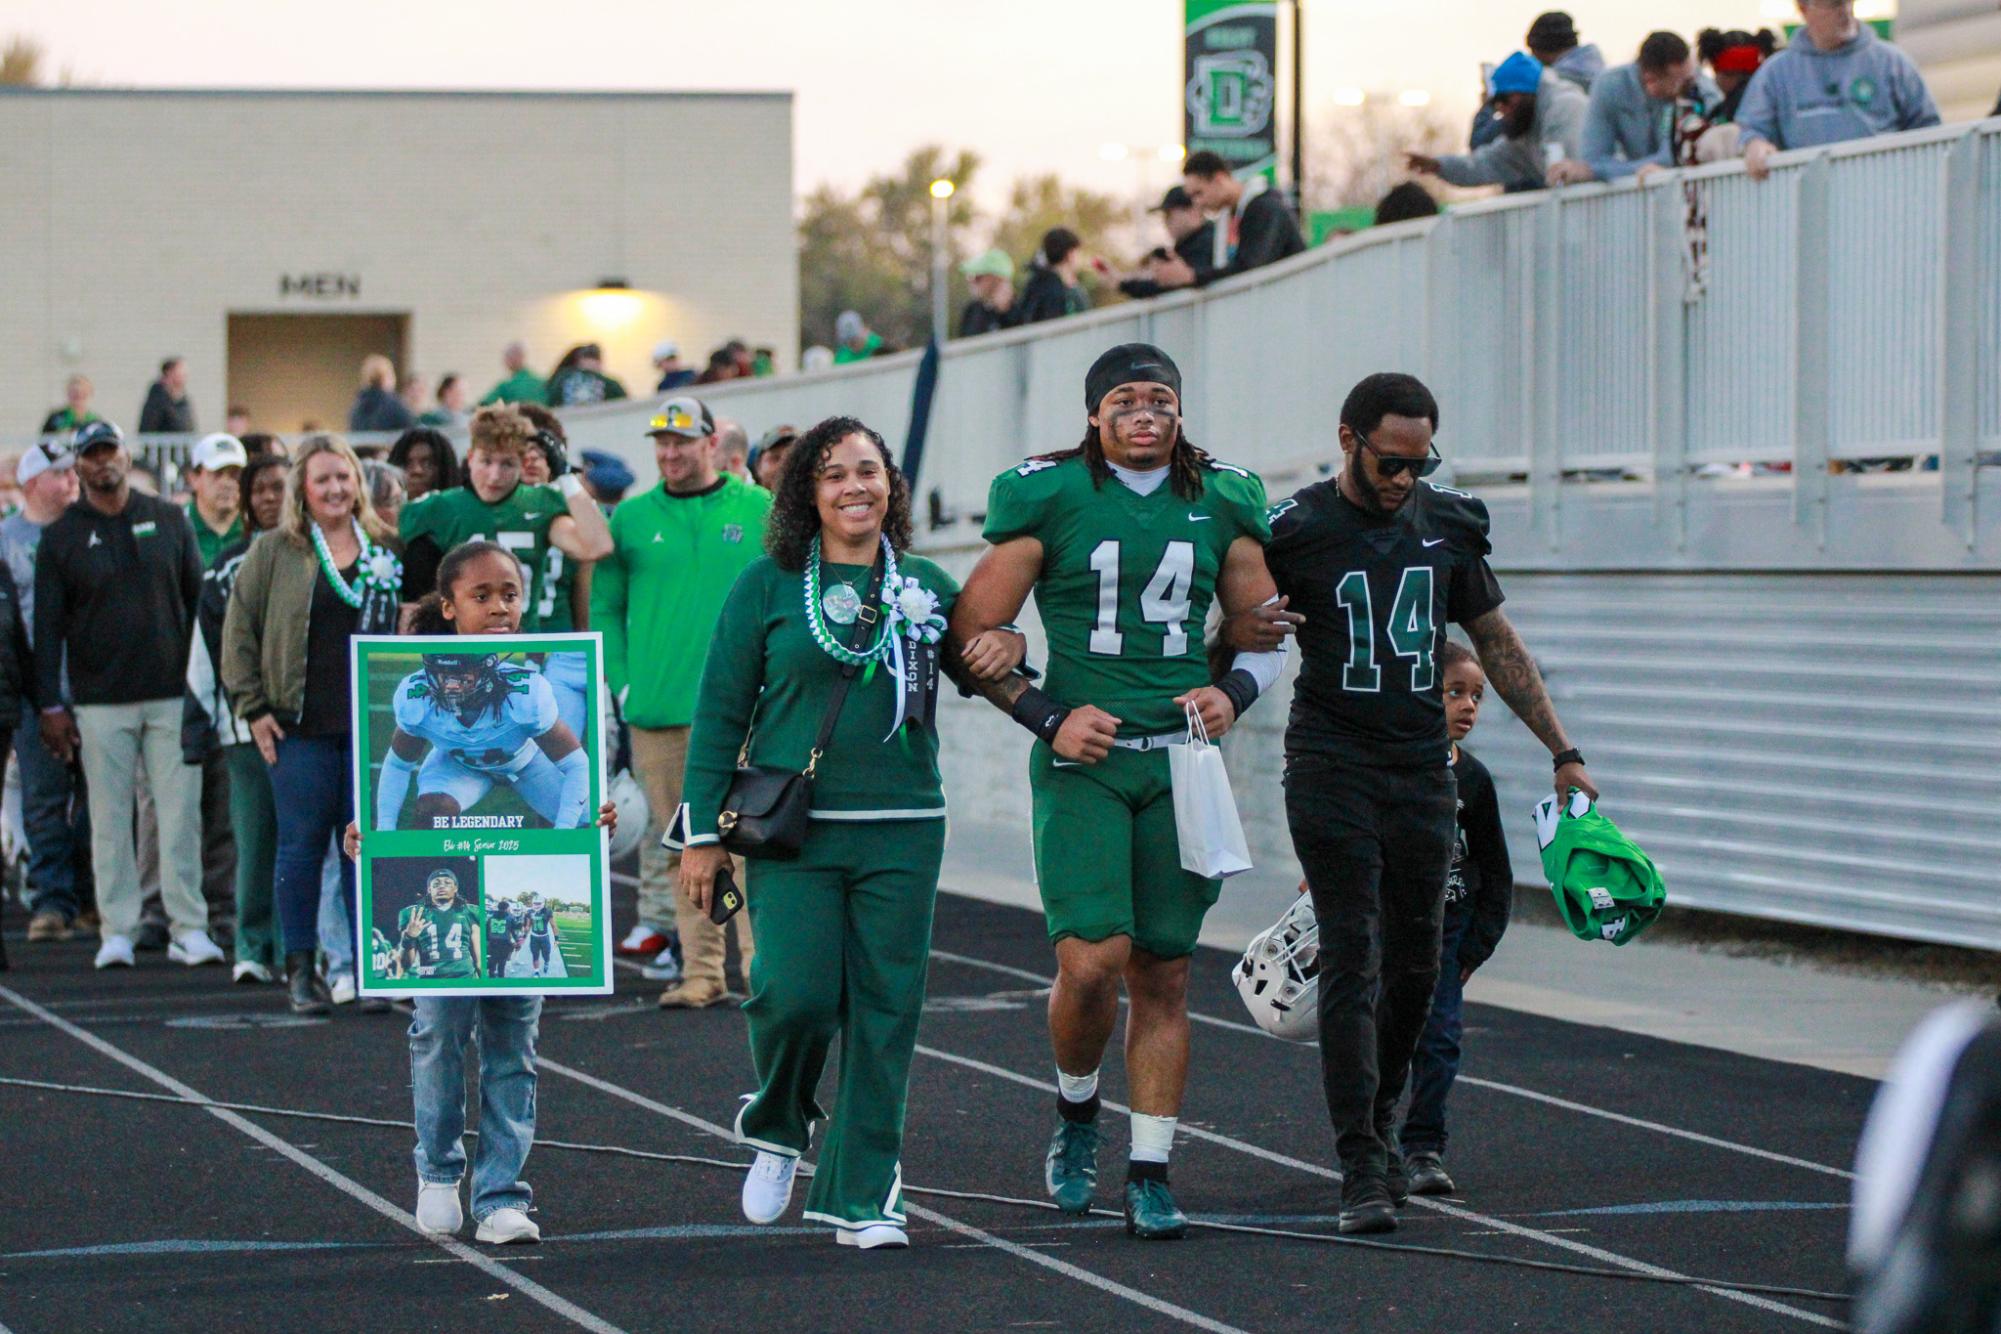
[{"x1": 374, "y1": 650, "x2": 593, "y2": 831}]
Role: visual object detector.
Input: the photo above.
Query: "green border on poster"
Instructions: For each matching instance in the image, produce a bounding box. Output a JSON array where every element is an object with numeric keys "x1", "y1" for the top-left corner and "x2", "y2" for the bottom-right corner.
[{"x1": 349, "y1": 632, "x2": 612, "y2": 997}]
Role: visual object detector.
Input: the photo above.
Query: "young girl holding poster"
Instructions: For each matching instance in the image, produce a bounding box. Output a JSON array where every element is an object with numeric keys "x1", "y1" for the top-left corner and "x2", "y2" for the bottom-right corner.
[{"x1": 345, "y1": 539, "x2": 617, "y2": 1245}]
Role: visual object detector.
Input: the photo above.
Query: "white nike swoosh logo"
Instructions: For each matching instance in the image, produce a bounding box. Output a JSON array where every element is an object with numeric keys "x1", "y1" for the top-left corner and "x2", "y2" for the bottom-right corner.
[
  {"x1": 1188, "y1": 514, "x2": 1212, "y2": 523},
  {"x1": 1423, "y1": 538, "x2": 1445, "y2": 548},
  {"x1": 522, "y1": 512, "x2": 543, "y2": 521}
]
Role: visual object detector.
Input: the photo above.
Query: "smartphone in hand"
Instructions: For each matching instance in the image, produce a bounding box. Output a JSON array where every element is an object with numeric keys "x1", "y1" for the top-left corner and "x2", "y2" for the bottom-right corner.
[{"x1": 710, "y1": 865, "x2": 745, "y2": 926}]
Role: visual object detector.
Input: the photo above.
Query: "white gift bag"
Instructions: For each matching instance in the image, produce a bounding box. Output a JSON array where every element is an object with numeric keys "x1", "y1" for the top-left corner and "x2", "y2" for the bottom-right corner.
[{"x1": 1169, "y1": 702, "x2": 1254, "y2": 880}]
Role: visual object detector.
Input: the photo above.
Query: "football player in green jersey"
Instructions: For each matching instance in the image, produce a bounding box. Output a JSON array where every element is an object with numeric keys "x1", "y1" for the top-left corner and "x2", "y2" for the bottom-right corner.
[
  {"x1": 951, "y1": 343, "x2": 1292, "y2": 1240},
  {"x1": 516, "y1": 403, "x2": 590, "y2": 633},
  {"x1": 397, "y1": 405, "x2": 612, "y2": 630},
  {"x1": 398, "y1": 868, "x2": 484, "y2": 979},
  {"x1": 1247, "y1": 372, "x2": 1595, "y2": 1236}
]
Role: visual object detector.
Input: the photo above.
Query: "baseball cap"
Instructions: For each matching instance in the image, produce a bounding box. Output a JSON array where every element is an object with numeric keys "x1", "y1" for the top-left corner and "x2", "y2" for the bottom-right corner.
[
  {"x1": 17, "y1": 437, "x2": 76, "y2": 485},
  {"x1": 755, "y1": 424, "x2": 800, "y2": 454},
  {"x1": 1151, "y1": 185, "x2": 1197, "y2": 212},
  {"x1": 190, "y1": 432, "x2": 250, "y2": 472},
  {"x1": 1525, "y1": 11, "x2": 1577, "y2": 50},
  {"x1": 1490, "y1": 51, "x2": 1545, "y2": 98},
  {"x1": 579, "y1": 449, "x2": 636, "y2": 498},
  {"x1": 73, "y1": 420, "x2": 124, "y2": 455},
  {"x1": 646, "y1": 396, "x2": 714, "y2": 439},
  {"x1": 651, "y1": 339, "x2": 681, "y2": 363},
  {"x1": 959, "y1": 249, "x2": 1014, "y2": 282},
  {"x1": 835, "y1": 311, "x2": 865, "y2": 343}
]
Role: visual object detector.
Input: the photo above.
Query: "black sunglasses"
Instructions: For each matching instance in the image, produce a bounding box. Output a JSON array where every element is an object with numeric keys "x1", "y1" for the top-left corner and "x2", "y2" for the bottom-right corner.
[{"x1": 1356, "y1": 433, "x2": 1442, "y2": 479}]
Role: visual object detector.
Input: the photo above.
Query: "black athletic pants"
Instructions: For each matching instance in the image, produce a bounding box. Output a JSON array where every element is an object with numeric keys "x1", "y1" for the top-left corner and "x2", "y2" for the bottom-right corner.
[{"x1": 1283, "y1": 754, "x2": 1457, "y2": 1179}]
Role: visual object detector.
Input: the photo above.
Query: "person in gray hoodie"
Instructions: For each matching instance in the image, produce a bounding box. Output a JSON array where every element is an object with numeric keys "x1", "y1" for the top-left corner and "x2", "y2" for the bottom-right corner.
[
  {"x1": 1411, "y1": 52, "x2": 1586, "y2": 193},
  {"x1": 1549, "y1": 32, "x2": 1722, "y2": 184},
  {"x1": 1471, "y1": 11, "x2": 1603, "y2": 152},
  {"x1": 1740, "y1": 0, "x2": 1939, "y2": 181}
]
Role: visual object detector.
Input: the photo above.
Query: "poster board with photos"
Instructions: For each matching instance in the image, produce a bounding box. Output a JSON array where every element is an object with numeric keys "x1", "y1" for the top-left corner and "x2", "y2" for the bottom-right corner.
[{"x1": 350, "y1": 633, "x2": 611, "y2": 996}]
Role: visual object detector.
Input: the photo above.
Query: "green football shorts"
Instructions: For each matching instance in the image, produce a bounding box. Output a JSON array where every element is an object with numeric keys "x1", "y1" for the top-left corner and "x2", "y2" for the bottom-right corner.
[{"x1": 1029, "y1": 741, "x2": 1222, "y2": 960}]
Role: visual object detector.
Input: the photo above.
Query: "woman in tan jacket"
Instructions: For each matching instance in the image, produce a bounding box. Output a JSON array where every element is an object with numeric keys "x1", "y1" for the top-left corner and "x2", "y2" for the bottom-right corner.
[{"x1": 222, "y1": 434, "x2": 402, "y2": 1015}]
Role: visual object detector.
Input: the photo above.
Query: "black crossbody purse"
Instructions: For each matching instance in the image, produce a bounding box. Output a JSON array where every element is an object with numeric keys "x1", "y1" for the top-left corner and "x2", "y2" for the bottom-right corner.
[{"x1": 715, "y1": 558, "x2": 886, "y2": 860}]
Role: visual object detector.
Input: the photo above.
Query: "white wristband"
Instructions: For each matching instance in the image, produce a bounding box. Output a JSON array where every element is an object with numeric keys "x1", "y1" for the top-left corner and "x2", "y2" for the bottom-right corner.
[{"x1": 556, "y1": 473, "x2": 585, "y2": 499}]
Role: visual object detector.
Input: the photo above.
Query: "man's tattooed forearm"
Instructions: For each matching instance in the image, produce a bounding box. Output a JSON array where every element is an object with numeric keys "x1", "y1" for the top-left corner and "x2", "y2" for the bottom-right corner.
[{"x1": 1464, "y1": 610, "x2": 1571, "y2": 753}]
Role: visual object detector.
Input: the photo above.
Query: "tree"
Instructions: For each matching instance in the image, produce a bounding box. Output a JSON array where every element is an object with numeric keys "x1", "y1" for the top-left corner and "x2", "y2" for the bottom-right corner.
[
  {"x1": 1303, "y1": 100, "x2": 1459, "y2": 218},
  {"x1": 2, "y1": 35, "x2": 44, "y2": 86},
  {"x1": 989, "y1": 175, "x2": 1135, "y2": 311},
  {"x1": 797, "y1": 145, "x2": 981, "y2": 354}
]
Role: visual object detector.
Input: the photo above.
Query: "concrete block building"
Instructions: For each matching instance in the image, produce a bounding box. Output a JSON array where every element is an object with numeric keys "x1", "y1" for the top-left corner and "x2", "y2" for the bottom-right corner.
[{"x1": 0, "y1": 88, "x2": 795, "y2": 437}]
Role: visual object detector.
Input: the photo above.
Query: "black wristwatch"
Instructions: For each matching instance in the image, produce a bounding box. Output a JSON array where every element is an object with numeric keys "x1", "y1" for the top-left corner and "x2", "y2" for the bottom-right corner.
[{"x1": 1551, "y1": 748, "x2": 1586, "y2": 771}]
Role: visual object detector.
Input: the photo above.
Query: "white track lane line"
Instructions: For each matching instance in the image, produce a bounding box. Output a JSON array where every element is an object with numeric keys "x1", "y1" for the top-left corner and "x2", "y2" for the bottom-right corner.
[
  {"x1": 536, "y1": 1058, "x2": 1246, "y2": 1334},
  {"x1": 926, "y1": 947, "x2": 1856, "y2": 1180},
  {"x1": 910, "y1": 1042, "x2": 1843, "y2": 1330},
  {"x1": 0, "y1": 984, "x2": 628, "y2": 1334}
]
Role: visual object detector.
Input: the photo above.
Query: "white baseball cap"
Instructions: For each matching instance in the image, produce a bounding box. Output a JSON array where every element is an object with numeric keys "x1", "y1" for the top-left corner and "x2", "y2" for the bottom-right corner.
[
  {"x1": 17, "y1": 437, "x2": 77, "y2": 486},
  {"x1": 652, "y1": 339, "x2": 681, "y2": 363},
  {"x1": 190, "y1": 433, "x2": 250, "y2": 472}
]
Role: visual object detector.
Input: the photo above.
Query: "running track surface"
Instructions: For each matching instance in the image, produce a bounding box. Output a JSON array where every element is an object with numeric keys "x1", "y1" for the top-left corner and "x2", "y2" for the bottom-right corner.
[{"x1": 0, "y1": 891, "x2": 1869, "y2": 1333}]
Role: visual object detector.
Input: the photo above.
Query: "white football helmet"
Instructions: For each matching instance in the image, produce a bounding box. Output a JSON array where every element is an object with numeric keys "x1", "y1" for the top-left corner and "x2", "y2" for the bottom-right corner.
[
  {"x1": 607, "y1": 768, "x2": 651, "y2": 861},
  {"x1": 1233, "y1": 894, "x2": 1321, "y2": 1042}
]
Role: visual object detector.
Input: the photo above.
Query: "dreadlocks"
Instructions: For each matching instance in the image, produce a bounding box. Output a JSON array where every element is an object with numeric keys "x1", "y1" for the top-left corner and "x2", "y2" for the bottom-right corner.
[{"x1": 1039, "y1": 421, "x2": 1213, "y2": 502}]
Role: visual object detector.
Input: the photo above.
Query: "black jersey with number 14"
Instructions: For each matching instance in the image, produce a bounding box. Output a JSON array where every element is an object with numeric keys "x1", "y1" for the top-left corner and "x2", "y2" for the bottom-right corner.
[{"x1": 1265, "y1": 478, "x2": 1505, "y2": 767}]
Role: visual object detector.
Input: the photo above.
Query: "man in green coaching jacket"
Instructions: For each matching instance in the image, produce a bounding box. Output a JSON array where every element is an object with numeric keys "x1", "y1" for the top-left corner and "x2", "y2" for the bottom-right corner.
[{"x1": 592, "y1": 396, "x2": 770, "y2": 1008}]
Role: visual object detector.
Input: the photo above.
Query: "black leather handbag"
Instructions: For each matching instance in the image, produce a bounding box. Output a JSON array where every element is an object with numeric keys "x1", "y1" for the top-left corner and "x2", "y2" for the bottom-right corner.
[{"x1": 716, "y1": 559, "x2": 885, "y2": 860}]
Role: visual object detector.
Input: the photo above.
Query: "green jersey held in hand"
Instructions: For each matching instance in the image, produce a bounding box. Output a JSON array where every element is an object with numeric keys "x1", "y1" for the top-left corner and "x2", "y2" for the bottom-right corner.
[
  {"x1": 398, "y1": 901, "x2": 484, "y2": 977},
  {"x1": 400, "y1": 483, "x2": 568, "y2": 630},
  {"x1": 982, "y1": 452, "x2": 1270, "y2": 737},
  {"x1": 1534, "y1": 790, "x2": 1666, "y2": 945}
]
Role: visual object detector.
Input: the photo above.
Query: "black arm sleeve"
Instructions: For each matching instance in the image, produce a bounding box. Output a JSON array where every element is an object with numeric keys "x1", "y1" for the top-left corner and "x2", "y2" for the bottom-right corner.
[
  {"x1": 1456, "y1": 763, "x2": 1515, "y2": 972},
  {"x1": 401, "y1": 536, "x2": 445, "y2": 603}
]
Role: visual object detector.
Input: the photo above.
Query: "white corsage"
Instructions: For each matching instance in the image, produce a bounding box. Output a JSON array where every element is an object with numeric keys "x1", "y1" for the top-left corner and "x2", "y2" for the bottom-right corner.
[
  {"x1": 890, "y1": 577, "x2": 946, "y2": 644},
  {"x1": 362, "y1": 547, "x2": 403, "y2": 593}
]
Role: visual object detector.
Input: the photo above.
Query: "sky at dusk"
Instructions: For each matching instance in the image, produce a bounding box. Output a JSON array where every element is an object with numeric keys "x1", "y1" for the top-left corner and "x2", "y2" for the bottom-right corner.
[{"x1": 10, "y1": 1, "x2": 1845, "y2": 205}]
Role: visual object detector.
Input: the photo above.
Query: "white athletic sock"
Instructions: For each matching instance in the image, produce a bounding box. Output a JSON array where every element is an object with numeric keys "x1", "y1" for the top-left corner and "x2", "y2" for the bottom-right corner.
[
  {"x1": 1056, "y1": 1068, "x2": 1100, "y2": 1104},
  {"x1": 1129, "y1": 1113, "x2": 1177, "y2": 1164}
]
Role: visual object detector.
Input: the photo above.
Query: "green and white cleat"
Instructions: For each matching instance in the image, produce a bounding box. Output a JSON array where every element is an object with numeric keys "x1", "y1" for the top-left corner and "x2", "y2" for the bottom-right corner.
[
  {"x1": 1044, "y1": 1119, "x2": 1101, "y2": 1214},
  {"x1": 1123, "y1": 1178, "x2": 1188, "y2": 1240}
]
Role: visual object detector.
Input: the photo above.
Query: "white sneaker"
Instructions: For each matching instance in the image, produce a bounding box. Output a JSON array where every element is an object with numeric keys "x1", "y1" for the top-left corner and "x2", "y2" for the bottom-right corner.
[
  {"x1": 329, "y1": 973, "x2": 357, "y2": 1005},
  {"x1": 741, "y1": 1151, "x2": 798, "y2": 1224},
  {"x1": 167, "y1": 930, "x2": 226, "y2": 966},
  {"x1": 836, "y1": 1223, "x2": 909, "y2": 1250},
  {"x1": 475, "y1": 1207, "x2": 540, "y2": 1244},
  {"x1": 94, "y1": 935, "x2": 136, "y2": 969},
  {"x1": 232, "y1": 960, "x2": 274, "y2": 984},
  {"x1": 640, "y1": 943, "x2": 683, "y2": 982},
  {"x1": 415, "y1": 1180, "x2": 463, "y2": 1235}
]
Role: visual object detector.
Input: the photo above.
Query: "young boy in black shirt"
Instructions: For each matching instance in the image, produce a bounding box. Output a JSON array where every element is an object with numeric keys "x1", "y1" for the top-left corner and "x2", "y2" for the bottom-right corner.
[{"x1": 1397, "y1": 640, "x2": 1513, "y2": 1196}]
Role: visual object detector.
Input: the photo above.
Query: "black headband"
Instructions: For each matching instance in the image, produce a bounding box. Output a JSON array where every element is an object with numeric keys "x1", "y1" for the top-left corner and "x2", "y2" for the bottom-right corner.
[{"x1": 1085, "y1": 343, "x2": 1182, "y2": 413}]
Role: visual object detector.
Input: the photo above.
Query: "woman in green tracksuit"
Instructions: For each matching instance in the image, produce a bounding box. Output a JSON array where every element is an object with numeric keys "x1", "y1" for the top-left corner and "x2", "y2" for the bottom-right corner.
[{"x1": 676, "y1": 416, "x2": 1024, "y2": 1250}]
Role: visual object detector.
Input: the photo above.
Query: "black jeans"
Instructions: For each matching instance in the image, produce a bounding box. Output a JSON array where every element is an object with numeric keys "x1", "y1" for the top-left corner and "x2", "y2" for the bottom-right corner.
[{"x1": 1284, "y1": 754, "x2": 1457, "y2": 1179}]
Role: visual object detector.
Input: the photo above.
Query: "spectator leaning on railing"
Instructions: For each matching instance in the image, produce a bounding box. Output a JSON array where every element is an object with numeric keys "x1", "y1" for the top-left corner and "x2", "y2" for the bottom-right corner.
[
  {"x1": 1154, "y1": 153, "x2": 1304, "y2": 289},
  {"x1": 1548, "y1": 32, "x2": 1719, "y2": 185},
  {"x1": 1739, "y1": 0, "x2": 1939, "y2": 182},
  {"x1": 1476, "y1": 11, "x2": 1604, "y2": 149},
  {"x1": 1410, "y1": 53, "x2": 1586, "y2": 194}
]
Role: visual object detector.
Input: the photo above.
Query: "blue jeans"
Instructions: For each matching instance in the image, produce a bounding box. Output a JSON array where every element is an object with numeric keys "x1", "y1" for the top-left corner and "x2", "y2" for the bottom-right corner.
[
  {"x1": 410, "y1": 996, "x2": 542, "y2": 1221},
  {"x1": 317, "y1": 836, "x2": 354, "y2": 979},
  {"x1": 1400, "y1": 910, "x2": 1468, "y2": 1155},
  {"x1": 268, "y1": 735, "x2": 354, "y2": 957},
  {"x1": 18, "y1": 701, "x2": 89, "y2": 920}
]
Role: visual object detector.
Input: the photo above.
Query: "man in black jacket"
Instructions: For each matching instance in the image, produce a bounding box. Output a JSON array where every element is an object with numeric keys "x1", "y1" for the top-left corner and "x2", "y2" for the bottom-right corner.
[
  {"x1": 1119, "y1": 186, "x2": 1218, "y2": 300},
  {"x1": 137, "y1": 358, "x2": 196, "y2": 435},
  {"x1": 34, "y1": 421, "x2": 217, "y2": 971},
  {"x1": 1155, "y1": 152, "x2": 1306, "y2": 290}
]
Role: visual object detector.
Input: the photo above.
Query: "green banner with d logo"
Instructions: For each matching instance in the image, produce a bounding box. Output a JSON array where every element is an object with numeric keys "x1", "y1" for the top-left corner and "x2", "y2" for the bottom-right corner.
[{"x1": 1185, "y1": 0, "x2": 1279, "y2": 182}]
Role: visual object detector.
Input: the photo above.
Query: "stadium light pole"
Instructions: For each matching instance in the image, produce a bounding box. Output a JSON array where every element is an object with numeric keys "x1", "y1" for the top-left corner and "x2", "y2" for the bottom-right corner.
[
  {"x1": 929, "y1": 177, "x2": 955, "y2": 344},
  {"x1": 1291, "y1": 0, "x2": 1305, "y2": 213}
]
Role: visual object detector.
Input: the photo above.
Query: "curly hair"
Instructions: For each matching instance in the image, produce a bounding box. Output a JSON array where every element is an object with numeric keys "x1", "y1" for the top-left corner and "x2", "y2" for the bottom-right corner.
[
  {"x1": 764, "y1": 416, "x2": 913, "y2": 571},
  {"x1": 467, "y1": 404, "x2": 532, "y2": 458}
]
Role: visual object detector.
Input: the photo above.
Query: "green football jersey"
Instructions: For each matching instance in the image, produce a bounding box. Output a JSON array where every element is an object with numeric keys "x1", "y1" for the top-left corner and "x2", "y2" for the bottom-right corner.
[
  {"x1": 983, "y1": 453, "x2": 1271, "y2": 737},
  {"x1": 400, "y1": 483, "x2": 567, "y2": 631},
  {"x1": 535, "y1": 547, "x2": 578, "y2": 631},
  {"x1": 398, "y1": 900, "x2": 484, "y2": 977}
]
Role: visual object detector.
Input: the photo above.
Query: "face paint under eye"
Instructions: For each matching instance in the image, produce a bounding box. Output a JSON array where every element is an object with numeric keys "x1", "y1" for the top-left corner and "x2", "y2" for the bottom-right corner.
[{"x1": 1107, "y1": 402, "x2": 1179, "y2": 425}]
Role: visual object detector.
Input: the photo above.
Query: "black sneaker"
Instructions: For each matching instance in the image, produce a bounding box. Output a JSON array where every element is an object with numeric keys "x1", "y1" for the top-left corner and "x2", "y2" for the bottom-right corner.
[
  {"x1": 1406, "y1": 1151, "x2": 1456, "y2": 1196},
  {"x1": 1338, "y1": 1174, "x2": 1398, "y2": 1235}
]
